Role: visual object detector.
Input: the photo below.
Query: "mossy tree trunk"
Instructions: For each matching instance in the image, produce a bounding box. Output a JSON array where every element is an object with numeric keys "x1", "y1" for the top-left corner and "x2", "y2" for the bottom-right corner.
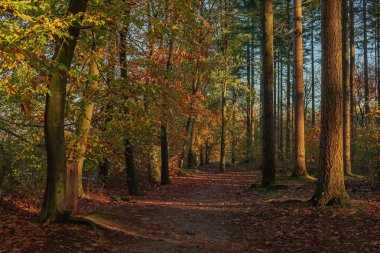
[
  {"x1": 312, "y1": 0, "x2": 350, "y2": 206},
  {"x1": 41, "y1": 0, "x2": 88, "y2": 223},
  {"x1": 261, "y1": 0, "x2": 275, "y2": 186}
]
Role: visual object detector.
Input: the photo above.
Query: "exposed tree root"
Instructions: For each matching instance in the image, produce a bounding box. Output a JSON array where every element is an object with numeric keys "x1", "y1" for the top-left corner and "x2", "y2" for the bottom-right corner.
[{"x1": 66, "y1": 216, "x2": 111, "y2": 232}]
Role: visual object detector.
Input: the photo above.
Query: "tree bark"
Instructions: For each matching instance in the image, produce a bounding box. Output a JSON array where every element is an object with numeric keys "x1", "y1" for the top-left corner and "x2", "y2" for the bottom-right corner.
[
  {"x1": 220, "y1": 0, "x2": 229, "y2": 173},
  {"x1": 342, "y1": 0, "x2": 352, "y2": 175},
  {"x1": 292, "y1": 0, "x2": 307, "y2": 177},
  {"x1": 349, "y1": 0, "x2": 357, "y2": 165},
  {"x1": 205, "y1": 141, "x2": 211, "y2": 165},
  {"x1": 286, "y1": 0, "x2": 292, "y2": 161},
  {"x1": 161, "y1": 33, "x2": 175, "y2": 185},
  {"x1": 246, "y1": 42, "x2": 253, "y2": 162},
  {"x1": 231, "y1": 88, "x2": 237, "y2": 164},
  {"x1": 120, "y1": 30, "x2": 140, "y2": 195},
  {"x1": 41, "y1": 0, "x2": 88, "y2": 223},
  {"x1": 220, "y1": 79, "x2": 227, "y2": 172},
  {"x1": 261, "y1": 0, "x2": 275, "y2": 186},
  {"x1": 180, "y1": 117, "x2": 195, "y2": 170},
  {"x1": 363, "y1": 0, "x2": 370, "y2": 121},
  {"x1": 312, "y1": 0, "x2": 350, "y2": 206},
  {"x1": 279, "y1": 52, "x2": 283, "y2": 160},
  {"x1": 311, "y1": 22, "x2": 316, "y2": 126},
  {"x1": 76, "y1": 59, "x2": 99, "y2": 197}
]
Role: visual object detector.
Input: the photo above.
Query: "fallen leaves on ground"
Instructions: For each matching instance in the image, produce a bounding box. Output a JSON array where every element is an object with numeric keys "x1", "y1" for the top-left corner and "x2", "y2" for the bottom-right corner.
[{"x1": 1, "y1": 163, "x2": 379, "y2": 252}]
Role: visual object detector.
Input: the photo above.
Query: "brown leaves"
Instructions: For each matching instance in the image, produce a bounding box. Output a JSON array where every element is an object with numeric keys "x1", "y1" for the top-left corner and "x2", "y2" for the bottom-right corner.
[{"x1": 1, "y1": 164, "x2": 380, "y2": 252}]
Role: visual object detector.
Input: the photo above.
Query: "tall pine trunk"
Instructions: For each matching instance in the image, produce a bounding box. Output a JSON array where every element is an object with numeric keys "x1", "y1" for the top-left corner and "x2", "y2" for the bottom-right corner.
[
  {"x1": 286, "y1": 0, "x2": 292, "y2": 161},
  {"x1": 363, "y1": 0, "x2": 370, "y2": 121},
  {"x1": 246, "y1": 42, "x2": 253, "y2": 162},
  {"x1": 342, "y1": 0, "x2": 352, "y2": 175},
  {"x1": 220, "y1": 0, "x2": 229, "y2": 173},
  {"x1": 41, "y1": 0, "x2": 88, "y2": 222},
  {"x1": 312, "y1": 0, "x2": 350, "y2": 206},
  {"x1": 311, "y1": 23, "x2": 316, "y2": 126},
  {"x1": 220, "y1": 80, "x2": 227, "y2": 172},
  {"x1": 349, "y1": 0, "x2": 357, "y2": 164},
  {"x1": 278, "y1": 52, "x2": 283, "y2": 160},
  {"x1": 292, "y1": 0, "x2": 307, "y2": 177},
  {"x1": 261, "y1": 0, "x2": 275, "y2": 186},
  {"x1": 231, "y1": 88, "x2": 237, "y2": 164}
]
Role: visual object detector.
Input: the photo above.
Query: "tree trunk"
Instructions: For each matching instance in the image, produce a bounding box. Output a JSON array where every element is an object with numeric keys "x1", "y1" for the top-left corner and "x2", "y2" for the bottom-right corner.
[
  {"x1": 377, "y1": 0, "x2": 380, "y2": 125},
  {"x1": 231, "y1": 88, "x2": 237, "y2": 164},
  {"x1": 246, "y1": 42, "x2": 253, "y2": 162},
  {"x1": 160, "y1": 124, "x2": 170, "y2": 185},
  {"x1": 279, "y1": 52, "x2": 283, "y2": 160},
  {"x1": 199, "y1": 146, "x2": 204, "y2": 166},
  {"x1": 180, "y1": 117, "x2": 195, "y2": 170},
  {"x1": 220, "y1": 80, "x2": 227, "y2": 172},
  {"x1": 349, "y1": 0, "x2": 357, "y2": 165},
  {"x1": 161, "y1": 37, "x2": 175, "y2": 185},
  {"x1": 261, "y1": 0, "x2": 275, "y2": 186},
  {"x1": 40, "y1": 0, "x2": 88, "y2": 223},
  {"x1": 311, "y1": 23, "x2": 316, "y2": 126},
  {"x1": 220, "y1": 0, "x2": 229, "y2": 173},
  {"x1": 77, "y1": 59, "x2": 99, "y2": 197},
  {"x1": 205, "y1": 141, "x2": 211, "y2": 165},
  {"x1": 124, "y1": 139, "x2": 139, "y2": 195},
  {"x1": 312, "y1": 0, "x2": 350, "y2": 206},
  {"x1": 286, "y1": 0, "x2": 292, "y2": 161},
  {"x1": 120, "y1": 30, "x2": 140, "y2": 195},
  {"x1": 251, "y1": 33, "x2": 255, "y2": 151},
  {"x1": 292, "y1": 0, "x2": 307, "y2": 177},
  {"x1": 363, "y1": 0, "x2": 370, "y2": 121},
  {"x1": 342, "y1": 0, "x2": 352, "y2": 175}
]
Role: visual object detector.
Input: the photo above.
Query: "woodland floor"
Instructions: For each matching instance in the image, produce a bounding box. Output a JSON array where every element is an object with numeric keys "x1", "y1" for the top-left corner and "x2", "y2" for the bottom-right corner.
[{"x1": 1, "y1": 163, "x2": 380, "y2": 253}]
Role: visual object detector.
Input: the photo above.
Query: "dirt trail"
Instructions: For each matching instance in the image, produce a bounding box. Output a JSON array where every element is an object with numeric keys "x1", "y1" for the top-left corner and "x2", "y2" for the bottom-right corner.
[
  {"x1": 87, "y1": 164, "x2": 258, "y2": 252},
  {"x1": 20, "y1": 163, "x2": 380, "y2": 253}
]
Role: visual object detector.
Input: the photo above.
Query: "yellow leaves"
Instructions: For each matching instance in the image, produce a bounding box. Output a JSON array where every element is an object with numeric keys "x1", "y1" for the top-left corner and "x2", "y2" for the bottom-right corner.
[
  {"x1": 172, "y1": 24, "x2": 179, "y2": 30},
  {"x1": 105, "y1": 17, "x2": 113, "y2": 23},
  {"x1": 15, "y1": 53, "x2": 25, "y2": 61},
  {"x1": 4, "y1": 85, "x2": 19, "y2": 96},
  {"x1": 16, "y1": 12, "x2": 33, "y2": 22}
]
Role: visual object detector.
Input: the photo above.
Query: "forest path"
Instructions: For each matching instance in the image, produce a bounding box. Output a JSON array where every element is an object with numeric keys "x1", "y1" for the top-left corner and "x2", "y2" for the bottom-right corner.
[
  {"x1": 87, "y1": 164, "x2": 258, "y2": 252},
  {"x1": 20, "y1": 163, "x2": 380, "y2": 253}
]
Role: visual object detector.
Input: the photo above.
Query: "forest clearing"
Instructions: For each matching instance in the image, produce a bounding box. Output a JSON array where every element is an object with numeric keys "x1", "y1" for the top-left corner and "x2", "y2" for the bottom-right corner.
[{"x1": 0, "y1": 0, "x2": 379, "y2": 252}]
